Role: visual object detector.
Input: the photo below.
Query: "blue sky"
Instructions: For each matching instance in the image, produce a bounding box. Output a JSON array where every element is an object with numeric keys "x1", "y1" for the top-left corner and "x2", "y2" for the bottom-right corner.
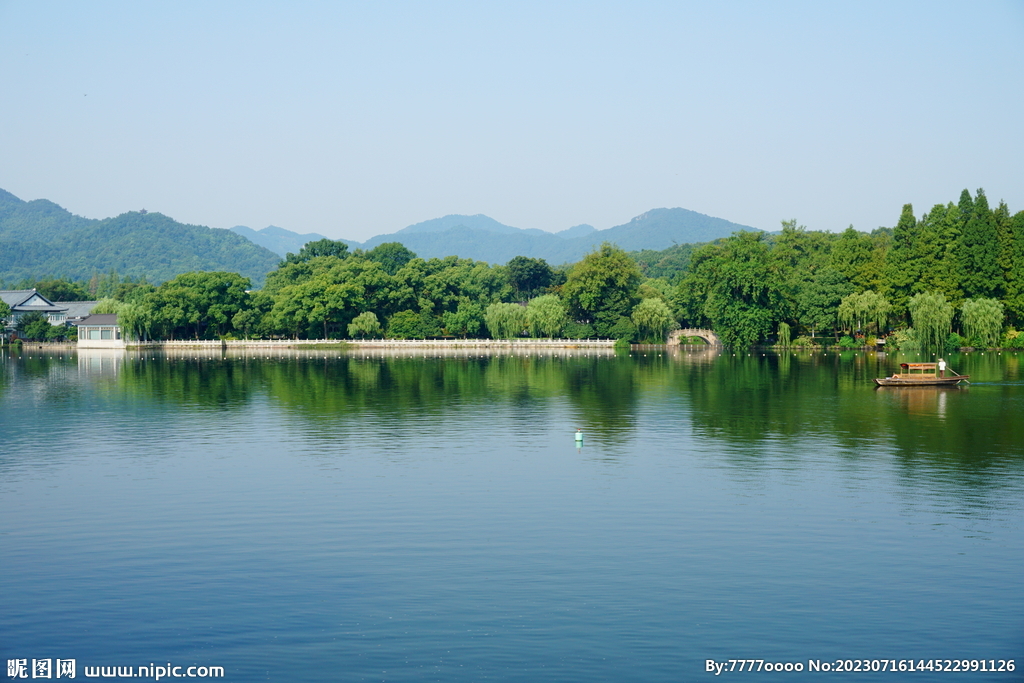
[{"x1": 1, "y1": 1, "x2": 1021, "y2": 242}]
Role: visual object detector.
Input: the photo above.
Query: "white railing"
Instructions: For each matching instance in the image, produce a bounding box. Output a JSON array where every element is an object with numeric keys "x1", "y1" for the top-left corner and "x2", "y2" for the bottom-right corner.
[{"x1": 129, "y1": 338, "x2": 616, "y2": 348}]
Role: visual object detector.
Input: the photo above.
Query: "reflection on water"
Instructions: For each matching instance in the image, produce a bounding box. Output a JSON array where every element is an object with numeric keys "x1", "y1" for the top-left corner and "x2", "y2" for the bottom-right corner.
[{"x1": 1, "y1": 347, "x2": 1022, "y2": 682}]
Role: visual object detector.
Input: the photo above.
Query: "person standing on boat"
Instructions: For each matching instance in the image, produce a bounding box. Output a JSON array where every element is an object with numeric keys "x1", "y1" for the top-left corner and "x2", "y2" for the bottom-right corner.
[{"x1": 938, "y1": 358, "x2": 946, "y2": 377}]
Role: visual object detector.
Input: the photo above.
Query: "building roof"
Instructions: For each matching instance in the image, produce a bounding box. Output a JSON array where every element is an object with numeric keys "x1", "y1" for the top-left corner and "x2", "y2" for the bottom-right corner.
[
  {"x1": 76, "y1": 314, "x2": 119, "y2": 326},
  {"x1": 0, "y1": 289, "x2": 68, "y2": 313},
  {"x1": 62, "y1": 301, "x2": 101, "y2": 320}
]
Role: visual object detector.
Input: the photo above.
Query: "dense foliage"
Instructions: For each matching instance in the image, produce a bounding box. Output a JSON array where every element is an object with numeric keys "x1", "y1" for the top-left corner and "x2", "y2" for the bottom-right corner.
[
  {"x1": 8, "y1": 187, "x2": 1022, "y2": 348},
  {"x1": 0, "y1": 190, "x2": 281, "y2": 286}
]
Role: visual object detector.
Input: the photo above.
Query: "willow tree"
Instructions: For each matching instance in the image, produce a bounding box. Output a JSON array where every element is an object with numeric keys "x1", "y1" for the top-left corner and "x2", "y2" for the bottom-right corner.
[
  {"x1": 484, "y1": 302, "x2": 528, "y2": 339},
  {"x1": 777, "y1": 321, "x2": 792, "y2": 347},
  {"x1": 907, "y1": 292, "x2": 953, "y2": 353},
  {"x1": 526, "y1": 294, "x2": 567, "y2": 338},
  {"x1": 631, "y1": 298, "x2": 674, "y2": 343},
  {"x1": 960, "y1": 298, "x2": 1004, "y2": 348},
  {"x1": 837, "y1": 290, "x2": 891, "y2": 334}
]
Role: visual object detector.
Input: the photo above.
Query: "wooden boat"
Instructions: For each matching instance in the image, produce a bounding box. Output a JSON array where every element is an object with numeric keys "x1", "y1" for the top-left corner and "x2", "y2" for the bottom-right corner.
[{"x1": 874, "y1": 362, "x2": 969, "y2": 386}]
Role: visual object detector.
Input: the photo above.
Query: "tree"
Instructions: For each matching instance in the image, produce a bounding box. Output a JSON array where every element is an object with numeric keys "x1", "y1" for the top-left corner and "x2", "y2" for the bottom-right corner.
[
  {"x1": 960, "y1": 298, "x2": 1003, "y2": 348},
  {"x1": 907, "y1": 292, "x2": 953, "y2": 354},
  {"x1": 33, "y1": 278, "x2": 89, "y2": 302},
  {"x1": 526, "y1": 294, "x2": 567, "y2": 338},
  {"x1": 837, "y1": 290, "x2": 890, "y2": 334},
  {"x1": 677, "y1": 231, "x2": 786, "y2": 348},
  {"x1": 15, "y1": 312, "x2": 55, "y2": 341},
  {"x1": 348, "y1": 311, "x2": 382, "y2": 339},
  {"x1": 1005, "y1": 211, "x2": 1024, "y2": 326},
  {"x1": 777, "y1": 321, "x2": 792, "y2": 347},
  {"x1": 365, "y1": 242, "x2": 416, "y2": 275},
  {"x1": 506, "y1": 256, "x2": 553, "y2": 300},
  {"x1": 442, "y1": 302, "x2": 484, "y2": 338},
  {"x1": 795, "y1": 268, "x2": 853, "y2": 339},
  {"x1": 145, "y1": 271, "x2": 251, "y2": 339},
  {"x1": 283, "y1": 238, "x2": 350, "y2": 265},
  {"x1": 631, "y1": 298, "x2": 674, "y2": 343},
  {"x1": 958, "y1": 189, "x2": 1003, "y2": 299},
  {"x1": 881, "y1": 203, "x2": 920, "y2": 317},
  {"x1": 484, "y1": 302, "x2": 528, "y2": 339},
  {"x1": 386, "y1": 310, "x2": 424, "y2": 339},
  {"x1": 562, "y1": 243, "x2": 642, "y2": 338}
]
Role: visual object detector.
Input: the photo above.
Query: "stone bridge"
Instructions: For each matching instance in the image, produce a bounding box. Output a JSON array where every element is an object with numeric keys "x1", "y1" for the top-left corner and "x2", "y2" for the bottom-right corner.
[{"x1": 667, "y1": 328, "x2": 721, "y2": 347}]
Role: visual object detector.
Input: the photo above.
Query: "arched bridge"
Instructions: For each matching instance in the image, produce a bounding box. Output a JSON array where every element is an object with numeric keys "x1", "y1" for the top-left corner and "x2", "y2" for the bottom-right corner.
[{"x1": 667, "y1": 328, "x2": 721, "y2": 347}]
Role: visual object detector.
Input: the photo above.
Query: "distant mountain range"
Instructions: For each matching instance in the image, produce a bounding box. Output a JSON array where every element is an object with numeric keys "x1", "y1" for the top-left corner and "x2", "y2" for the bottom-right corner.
[
  {"x1": 238, "y1": 209, "x2": 759, "y2": 264},
  {"x1": 0, "y1": 189, "x2": 281, "y2": 286},
  {"x1": 0, "y1": 186, "x2": 760, "y2": 286},
  {"x1": 229, "y1": 225, "x2": 329, "y2": 259}
]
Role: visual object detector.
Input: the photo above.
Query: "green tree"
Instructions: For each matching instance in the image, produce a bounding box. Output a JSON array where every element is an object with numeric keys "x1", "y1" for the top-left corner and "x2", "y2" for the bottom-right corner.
[
  {"x1": 677, "y1": 231, "x2": 786, "y2": 348},
  {"x1": 881, "y1": 203, "x2": 920, "y2": 317},
  {"x1": 33, "y1": 278, "x2": 89, "y2": 302},
  {"x1": 15, "y1": 312, "x2": 55, "y2": 341},
  {"x1": 386, "y1": 310, "x2": 424, "y2": 339},
  {"x1": 907, "y1": 291, "x2": 953, "y2": 354},
  {"x1": 795, "y1": 268, "x2": 853, "y2": 340},
  {"x1": 442, "y1": 302, "x2": 484, "y2": 338},
  {"x1": 526, "y1": 294, "x2": 567, "y2": 338},
  {"x1": 506, "y1": 256, "x2": 553, "y2": 300},
  {"x1": 146, "y1": 271, "x2": 251, "y2": 339},
  {"x1": 348, "y1": 311, "x2": 383, "y2": 339},
  {"x1": 960, "y1": 298, "x2": 1004, "y2": 348},
  {"x1": 1004, "y1": 211, "x2": 1024, "y2": 326},
  {"x1": 777, "y1": 321, "x2": 792, "y2": 347},
  {"x1": 829, "y1": 226, "x2": 879, "y2": 292},
  {"x1": 283, "y1": 238, "x2": 350, "y2": 265},
  {"x1": 563, "y1": 243, "x2": 642, "y2": 338},
  {"x1": 837, "y1": 290, "x2": 890, "y2": 334},
  {"x1": 365, "y1": 242, "x2": 416, "y2": 275},
  {"x1": 484, "y1": 302, "x2": 528, "y2": 339},
  {"x1": 958, "y1": 189, "x2": 1003, "y2": 299},
  {"x1": 631, "y1": 298, "x2": 674, "y2": 343}
]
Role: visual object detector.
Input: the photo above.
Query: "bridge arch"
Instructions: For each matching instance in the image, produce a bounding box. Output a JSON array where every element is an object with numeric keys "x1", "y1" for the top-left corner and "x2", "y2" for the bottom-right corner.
[{"x1": 667, "y1": 328, "x2": 721, "y2": 347}]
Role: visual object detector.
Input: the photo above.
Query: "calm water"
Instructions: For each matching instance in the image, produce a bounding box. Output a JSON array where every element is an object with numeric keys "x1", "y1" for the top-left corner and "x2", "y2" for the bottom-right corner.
[{"x1": 1, "y1": 347, "x2": 1022, "y2": 682}]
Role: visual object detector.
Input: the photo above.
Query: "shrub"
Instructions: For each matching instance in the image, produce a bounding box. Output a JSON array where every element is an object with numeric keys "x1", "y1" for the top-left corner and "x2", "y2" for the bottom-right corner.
[
  {"x1": 791, "y1": 335, "x2": 815, "y2": 347},
  {"x1": 563, "y1": 321, "x2": 594, "y2": 339},
  {"x1": 945, "y1": 332, "x2": 967, "y2": 351},
  {"x1": 838, "y1": 335, "x2": 858, "y2": 348},
  {"x1": 1002, "y1": 328, "x2": 1024, "y2": 349},
  {"x1": 887, "y1": 328, "x2": 920, "y2": 351}
]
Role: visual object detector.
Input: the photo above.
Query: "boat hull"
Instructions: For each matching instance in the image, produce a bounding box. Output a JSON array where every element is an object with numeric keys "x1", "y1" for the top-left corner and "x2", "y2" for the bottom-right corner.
[{"x1": 873, "y1": 376, "x2": 968, "y2": 386}]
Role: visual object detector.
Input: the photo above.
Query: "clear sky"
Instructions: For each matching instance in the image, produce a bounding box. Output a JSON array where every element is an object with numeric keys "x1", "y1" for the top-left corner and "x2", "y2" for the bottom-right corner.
[{"x1": 1, "y1": 1, "x2": 1022, "y2": 242}]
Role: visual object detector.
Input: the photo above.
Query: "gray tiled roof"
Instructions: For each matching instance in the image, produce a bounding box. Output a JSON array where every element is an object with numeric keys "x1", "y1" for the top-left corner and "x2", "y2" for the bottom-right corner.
[
  {"x1": 76, "y1": 314, "x2": 118, "y2": 326},
  {"x1": 0, "y1": 289, "x2": 67, "y2": 313},
  {"x1": 62, "y1": 301, "x2": 101, "y2": 320}
]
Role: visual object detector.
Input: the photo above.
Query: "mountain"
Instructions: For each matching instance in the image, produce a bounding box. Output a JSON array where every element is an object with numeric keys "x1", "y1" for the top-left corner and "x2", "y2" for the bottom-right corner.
[
  {"x1": 353, "y1": 208, "x2": 757, "y2": 264},
  {"x1": 229, "y1": 225, "x2": 330, "y2": 258},
  {"x1": 0, "y1": 190, "x2": 281, "y2": 286}
]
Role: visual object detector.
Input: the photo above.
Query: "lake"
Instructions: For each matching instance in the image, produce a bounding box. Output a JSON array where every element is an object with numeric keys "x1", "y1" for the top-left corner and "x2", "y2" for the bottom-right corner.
[{"x1": 1, "y1": 347, "x2": 1022, "y2": 681}]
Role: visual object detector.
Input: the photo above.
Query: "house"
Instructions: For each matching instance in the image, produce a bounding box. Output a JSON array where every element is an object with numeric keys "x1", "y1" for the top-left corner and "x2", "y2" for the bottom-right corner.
[
  {"x1": 75, "y1": 314, "x2": 125, "y2": 348},
  {"x1": 61, "y1": 301, "x2": 102, "y2": 325},
  {"x1": 1, "y1": 289, "x2": 70, "y2": 338}
]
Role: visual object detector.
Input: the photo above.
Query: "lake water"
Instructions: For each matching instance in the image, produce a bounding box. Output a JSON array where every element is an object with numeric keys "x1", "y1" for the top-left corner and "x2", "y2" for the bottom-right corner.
[{"x1": 2, "y1": 347, "x2": 1022, "y2": 682}]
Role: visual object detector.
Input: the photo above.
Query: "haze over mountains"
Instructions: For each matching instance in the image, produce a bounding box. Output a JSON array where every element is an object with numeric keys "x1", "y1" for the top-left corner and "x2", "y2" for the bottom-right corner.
[
  {"x1": 1, "y1": 186, "x2": 760, "y2": 285},
  {"x1": 234, "y1": 208, "x2": 759, "y2": 263}
]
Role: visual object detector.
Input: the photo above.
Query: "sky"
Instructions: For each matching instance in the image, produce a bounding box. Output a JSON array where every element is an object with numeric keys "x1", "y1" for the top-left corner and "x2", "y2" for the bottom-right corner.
[{"x1": 1, "y1": 1, "x2": 1022, "y2": 243}]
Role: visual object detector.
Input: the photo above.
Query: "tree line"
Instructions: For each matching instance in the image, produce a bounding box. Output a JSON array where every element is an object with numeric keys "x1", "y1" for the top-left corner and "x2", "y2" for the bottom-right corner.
[{"x1": 6, "y1": 188, "x2": 1022, "y2": 349}]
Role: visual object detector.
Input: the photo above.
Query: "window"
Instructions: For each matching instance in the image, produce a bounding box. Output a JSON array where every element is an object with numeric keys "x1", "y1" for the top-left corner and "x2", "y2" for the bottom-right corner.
[
  {"x1": 89, "y1": 328, "x2": 101, "y2": 340},
  {"x1": 100, "y1": 329, "x2": 112, "y2": 340}
]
